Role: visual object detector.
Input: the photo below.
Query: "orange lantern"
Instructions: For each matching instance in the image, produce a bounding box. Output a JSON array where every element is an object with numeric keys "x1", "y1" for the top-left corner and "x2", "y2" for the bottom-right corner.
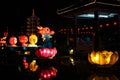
[
  {"x1": 9, "y1": 36, "x2": 17, "y2": 47},
  {"x1": 19, "y1": 35, "x2": 28, "y2": 47},
  {"x1": 88, "y1": 50, "x2": 119, "y2": 66}
]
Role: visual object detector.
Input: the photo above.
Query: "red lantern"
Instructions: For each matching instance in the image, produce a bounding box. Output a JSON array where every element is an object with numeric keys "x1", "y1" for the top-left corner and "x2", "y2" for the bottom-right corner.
[
  {"x1": 99, "y1": 24, "x2": 103, "y2": 28},
  {"x1": 9, "y1": 36, "x2": 17, "y2": 47},
  {"x1": 35, "y1": 47, "x2": 57, "y2": 59},
  {"x1": 19, "y1": 35, "x2": 28, "y2": 47},
  {"x1": 113, "y1": 21, "x2": 117, "y2": 26},
  {"x1": 106, "y1": 23, "x2": 109, "y2": 27}
]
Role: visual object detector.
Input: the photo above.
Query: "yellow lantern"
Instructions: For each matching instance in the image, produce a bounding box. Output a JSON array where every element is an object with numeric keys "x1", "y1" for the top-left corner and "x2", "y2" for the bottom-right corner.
[
  {"x1": 88, "y1": 50, "x2": 119, "y2": 66},
  {"x1": 28, "y1": 34, "x2": 38, "y2": 47}
]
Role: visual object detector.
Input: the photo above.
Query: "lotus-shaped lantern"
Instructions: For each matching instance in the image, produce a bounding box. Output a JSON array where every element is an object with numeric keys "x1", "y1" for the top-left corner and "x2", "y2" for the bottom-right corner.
[
  {"x1": 35, "y1": 47, "x2": 57, "y2": 59},
  {"x1": 88, "y1": 50, "x2": 119, "y2": 66}
]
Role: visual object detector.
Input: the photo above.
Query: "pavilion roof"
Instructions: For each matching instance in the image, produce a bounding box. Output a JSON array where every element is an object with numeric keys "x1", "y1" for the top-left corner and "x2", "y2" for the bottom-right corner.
[{"x1": 56, "y1": 0, "x2": 120, "y2": 18}]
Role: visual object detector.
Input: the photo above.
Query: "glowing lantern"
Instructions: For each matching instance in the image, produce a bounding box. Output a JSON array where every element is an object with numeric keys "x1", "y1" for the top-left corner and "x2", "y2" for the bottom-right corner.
[
  {"x1": 35, "y1": 47, "x2": 57, "y2": 59},
  {"x1": 9, "y1": 36, "x2": 17, "y2": 47},
  {"x1": 19, "y1": 35, "x2": 28, "y2": 47},
  {"x1": 113, "y1": 21, "x2": 117, "y2": 26},
  {"x1": 90, "y1": 26, "x2": 93, "y2": 29},
  {"x1": 106, "y1": 23, "x2": 109, "y2": 27},
  {"x1": 99, "y1": 24, "x2": 103, "y2": 28},
  {"x1": 88, "y1": 50, "x2": 119, "y2": 66},
  {"x1": 38, "y1": 66, "x2": 58, "y2": 79},
  {"x1": 4, "y1": 32, "x2": 8, "y2": 37},
  {"x1": 89, "y1": 74, "x2": 118, "y2": 80},
  {"x1": 28, "y1": 34, "x2": 38, "y2": 47}
]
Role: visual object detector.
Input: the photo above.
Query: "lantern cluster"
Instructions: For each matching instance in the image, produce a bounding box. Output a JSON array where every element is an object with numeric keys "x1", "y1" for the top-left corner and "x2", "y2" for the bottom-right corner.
[
  {"x1": 8, "y1": 34, "x2": 38, "y2": 47},
  {"x1": 58, "y1": 26, "x2": 94, "y2": 35},
  {"x1": 22, "y1": 57, "x2": 38, "y2": 72}
]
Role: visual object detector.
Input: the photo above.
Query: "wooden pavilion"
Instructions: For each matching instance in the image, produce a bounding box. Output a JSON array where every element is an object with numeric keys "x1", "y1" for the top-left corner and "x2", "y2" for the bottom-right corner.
[{"x1": 56, "y1": 0, "x2": 120, "y2": 51}]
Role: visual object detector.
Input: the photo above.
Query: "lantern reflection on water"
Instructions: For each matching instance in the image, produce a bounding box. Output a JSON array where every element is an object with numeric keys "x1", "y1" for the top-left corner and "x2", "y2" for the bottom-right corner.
[
  {"x1": 38, "y1": 66, "x2": 58, "y2": 79},
  {"x1": 88, "y1": 50, "x2": 119, "y2": 66},
  {"x1": 29, "y1": 60, "x2": 38, "y2": 72},
  {"x1": 88, "y1": 73, "x2": 118, "y2": 80}
]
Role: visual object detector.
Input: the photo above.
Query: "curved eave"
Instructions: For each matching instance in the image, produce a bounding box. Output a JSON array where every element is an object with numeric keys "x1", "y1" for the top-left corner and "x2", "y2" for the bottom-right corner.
[{"x1": 56, "y1": 1, "x2": 120, "y2": 18}]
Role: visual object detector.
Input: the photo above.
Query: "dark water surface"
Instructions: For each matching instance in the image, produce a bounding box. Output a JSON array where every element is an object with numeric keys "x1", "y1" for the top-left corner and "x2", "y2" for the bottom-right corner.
[
  {"x1": 0, "y1": 48, "x2": 120, "y2": 80},
  {"x1": 0, "y1": 58, "x2": 120, "y2": 80}
]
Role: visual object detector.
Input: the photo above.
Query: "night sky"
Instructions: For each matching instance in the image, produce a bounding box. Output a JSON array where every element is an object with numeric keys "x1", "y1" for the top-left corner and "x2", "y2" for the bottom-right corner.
[
  {"x1": 0, "y1": 0, "x2": 80, "y2": 36},
  {"x1": 0, "y1": 0, "x2": 79, "y2": 26}
]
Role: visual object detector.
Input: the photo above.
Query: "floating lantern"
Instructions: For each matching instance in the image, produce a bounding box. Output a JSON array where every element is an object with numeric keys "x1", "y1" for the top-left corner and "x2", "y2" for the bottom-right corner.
[
  {"x1": 28, "y1": 34, "x2": 38, "y2": 47},
  {"x1": 113, "y1": 21, "x2": 117, "y2": 26},
  {"x1": 19, "y1": 35, "x2": 28, "y2": 47},
  {"x1": 88, "y1": 50, "x2": 119, "y2": 66},
  {"x1": 9, "y1": 36, "x2": 17, "y2": 47},
  {"x1": 35, "y1": 47, "x2": 57, "y2": 59}
]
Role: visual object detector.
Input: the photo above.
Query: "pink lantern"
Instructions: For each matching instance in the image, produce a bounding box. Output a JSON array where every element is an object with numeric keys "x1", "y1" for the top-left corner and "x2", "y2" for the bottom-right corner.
[{"x1": 35, "y1": 47, "x2": 57, "y2": 59}]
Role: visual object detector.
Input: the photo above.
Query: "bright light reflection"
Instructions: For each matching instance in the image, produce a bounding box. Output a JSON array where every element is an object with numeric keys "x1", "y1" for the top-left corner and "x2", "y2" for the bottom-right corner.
[{"x1": 77, "y1": 13, "x2": 117, "y2": 18}]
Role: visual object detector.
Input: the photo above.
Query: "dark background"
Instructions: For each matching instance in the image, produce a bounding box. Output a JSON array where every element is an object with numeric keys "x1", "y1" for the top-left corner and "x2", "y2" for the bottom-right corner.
[
  {"x1": 0, "y1": 0, "x2": 119, "y2": 36},
  {"x1": 0, "y1": 0, "x2": 79, "y2": 26},
  {"x1": 0, "y1": 0, "x2": 80, "y2": 36}
]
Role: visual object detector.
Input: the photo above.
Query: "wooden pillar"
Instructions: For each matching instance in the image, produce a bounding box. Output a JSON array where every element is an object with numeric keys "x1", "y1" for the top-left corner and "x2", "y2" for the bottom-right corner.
[{"x1": 93, "y1": 11, "x2": 100, "y2": 51}]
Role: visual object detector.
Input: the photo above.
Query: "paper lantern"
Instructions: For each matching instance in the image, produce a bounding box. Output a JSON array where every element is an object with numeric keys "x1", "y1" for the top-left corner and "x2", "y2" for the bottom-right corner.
[
  {"x1": 28, "y1": 34, "x2": 38, "y2": 47},
  {"x1": 35, "y1": 47, "x2": 57, "y2": 59},
  {"x1": 9, "y1": 36, "x2": 17, "y2": 47},
  {"x1": 19, "y1": 35, "x2": 28, "y2": 47},
  {"x1": 88, "y1": 50, "x2": 119, "y2": 66}
]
